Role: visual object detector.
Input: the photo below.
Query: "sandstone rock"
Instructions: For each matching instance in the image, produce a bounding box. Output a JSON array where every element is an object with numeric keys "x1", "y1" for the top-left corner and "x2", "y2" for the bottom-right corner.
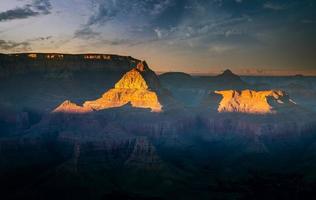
[
  {"x1": 84, "y1": 88, "x2": 162, "y2": 112},
  {"x1": 214, "y1": 90, "x2": 294, "y2": 114},
  {"x1": 84, "y1": 61, "x2": 162, "y2": 112},
  {"x1": 53, "y1": 100, "x2": 92, "y2": 113},
  {"x1": 53, "y1": 61, "x2": 163, "y2": 113}
]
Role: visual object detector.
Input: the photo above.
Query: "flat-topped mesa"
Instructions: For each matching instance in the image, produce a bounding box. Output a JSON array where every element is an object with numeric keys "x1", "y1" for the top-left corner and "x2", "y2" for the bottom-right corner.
[
  {"x1": 215, "y1": 89, "x2": 295, "y2": 114},
  {"x1": 82, "y1": 61, "x2": 162, "y2": 112},
  {"x1": 53, "y1": 100, "x2": 92, "y2": 114},
  {"x1": 0, "y1": 53, "x2": 140, "y2": 77}
]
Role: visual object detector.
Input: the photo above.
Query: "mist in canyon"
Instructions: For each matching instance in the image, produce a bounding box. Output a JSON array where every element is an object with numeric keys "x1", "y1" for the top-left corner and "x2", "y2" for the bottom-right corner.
[{"x1": 0, "y1": 53, "x2": 316, "y2": 200}]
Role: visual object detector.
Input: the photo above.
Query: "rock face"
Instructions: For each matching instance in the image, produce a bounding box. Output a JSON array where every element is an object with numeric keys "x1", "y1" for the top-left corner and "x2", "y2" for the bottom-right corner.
[
  {"x1": 214, "y1": 90, "x2": 294, "y2": 114},
  {"x1": 53, "y1": 100, "x2": 92, "y2": 113},
  {"x1": 53, "y1": 61, "x2": 163, "y2": 113},
  {"x1": 125, "y1": 137, "x2": 162, "y2": 169},
  {"x1": 84, "y1": 61, "x2": 162, "y2": 112}
]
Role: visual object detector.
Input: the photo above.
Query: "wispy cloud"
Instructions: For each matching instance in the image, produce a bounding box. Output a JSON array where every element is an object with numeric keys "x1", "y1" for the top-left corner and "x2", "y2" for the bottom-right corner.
[
  {"x1": 74, "y1": 27, "x2": 100, "y2": 40},
  {"x1": 74, "y1": 0, "x2": 174, "y2": 40},
  {"x1": 0, "y1": 0, "x2": 52, "y2": 22},
  {"x1": 263, "y1": 2, "x2": 286, "y2": 11}
]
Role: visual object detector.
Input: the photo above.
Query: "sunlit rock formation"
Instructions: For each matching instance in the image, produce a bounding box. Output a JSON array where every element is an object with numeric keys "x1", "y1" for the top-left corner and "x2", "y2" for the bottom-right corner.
[
  {"x1": 215, "y1": 90, "x2": 295, "y2": 114},
  {"x1": 83, "y1": 61, "x2": 162, "y2": 112},
  {"x1": 53, "y1": 100, "x2": 92, "y2": 113},
  {"x1": 53, "y1": 61, "x2": 163, "y2": 113}
]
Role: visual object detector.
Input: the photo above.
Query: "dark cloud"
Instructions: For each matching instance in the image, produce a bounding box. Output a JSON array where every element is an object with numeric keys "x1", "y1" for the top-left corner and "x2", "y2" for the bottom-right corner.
[
  {"x1": 86, "y1": 0, "x2": 174, "y2": 26},
  {"x1": 74, "y1": 0, "x2": 175, "y2": 40},
  {"x1": 0, "y1": 40, "x2": 31, "y2": 51},
  {"x1": 0, "y1": 35, "x2": 52, "y2": 52},
  {"x1": 28, "y1": 35, "x2": 53, "y2": 42},
  {"x1": 0, "y1": 0, "x2": 52, "y2": 22}
]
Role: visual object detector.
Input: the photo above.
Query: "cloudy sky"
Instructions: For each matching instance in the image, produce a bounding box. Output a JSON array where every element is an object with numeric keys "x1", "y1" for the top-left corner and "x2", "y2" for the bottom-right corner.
[{"x1": 0, "y1": 0, "x2": 315, "y2": 75}]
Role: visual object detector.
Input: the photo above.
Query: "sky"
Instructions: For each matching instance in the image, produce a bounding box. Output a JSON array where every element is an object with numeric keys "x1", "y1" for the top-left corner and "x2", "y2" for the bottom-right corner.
[{"x1": 0, "y1": 0, "x2": 315, "y2": 75}]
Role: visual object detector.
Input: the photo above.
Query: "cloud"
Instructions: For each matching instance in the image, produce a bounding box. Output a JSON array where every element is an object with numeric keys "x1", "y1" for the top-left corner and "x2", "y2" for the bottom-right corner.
[
  {"x1": 0, "y1": 0, "x2": 52, "y2": 22},
  {"x1": 74, "y1": 0, "x2": 174, "y2": 40},
  {"x1": 86, "y1": 1, "x2": 118, "y2": 26},
  {"x1": 28, "y1": 35, "x2": 53, "y2": 42},
  {"x1": 208, "y1": 44, "x2": 236, "y2": 55},
  {"x1": 74, "y1": 27, "x2": 100, "y2": 40},
  {"x1": 263, "y1": 2, "x2": 286, "y2": 11},
  {"x1": 150, "y1": 0, "x2": 172, "y2": 15},
  {"x1": 0, "y1": 40, "x2": 31, "y2": 51}
]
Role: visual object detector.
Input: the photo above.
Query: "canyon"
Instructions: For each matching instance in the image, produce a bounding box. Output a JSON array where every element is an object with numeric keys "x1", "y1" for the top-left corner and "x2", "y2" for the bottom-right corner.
[{"x1": 0, "y1": 53, "x2": 316, "y2": 199}]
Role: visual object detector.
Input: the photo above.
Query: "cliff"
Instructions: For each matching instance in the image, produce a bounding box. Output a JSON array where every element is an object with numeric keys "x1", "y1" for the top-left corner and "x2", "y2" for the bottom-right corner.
[
  {"x1": 214, "y1": 90, "x2": 295, "y2": 114},
  {"x1": 53, "y1": 61, "x2": 163, "y2": 112}
]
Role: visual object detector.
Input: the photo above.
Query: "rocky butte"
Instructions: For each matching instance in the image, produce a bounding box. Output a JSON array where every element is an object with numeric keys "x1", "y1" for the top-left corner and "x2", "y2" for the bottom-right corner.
[
  {"x1": 214, "y1": 89, "x2": 296, "y2": 114},
  {"x1": 53, "y1": 61, "x2": 163, "y2": 113}
]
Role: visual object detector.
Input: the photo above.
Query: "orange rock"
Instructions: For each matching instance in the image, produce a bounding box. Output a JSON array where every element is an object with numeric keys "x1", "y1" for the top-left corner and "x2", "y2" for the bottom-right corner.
[
  {"x1": 53, "y1": 61, "x2": 163, "y2": 113},
  {"x1": 53, "y1": 100, "x2": 92, "y2": 113},
  {"x1": 82, "y1": 61, "x2": 162, "y2": 112},
  {"x1": 114, "y1": 68, "x2": 149, "y2": 89},
  {"x1": 84, "y1": 88, "x2": 162, "y2": 112},
  {"x1": 215, "y1": 90, "x2": 292, "y2": 114}
]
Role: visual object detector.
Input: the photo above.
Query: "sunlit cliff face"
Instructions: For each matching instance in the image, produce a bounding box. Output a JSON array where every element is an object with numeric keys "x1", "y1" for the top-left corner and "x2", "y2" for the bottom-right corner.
[
  {"x1": 115, "y1": 68, "x2": 149, "y2": 90},
  {"x1": 53, "y1": 61, "x2": 162, "y2": 113},
  {"x1": 84, "y1": 62, "x2": 162, "y2": 112},
  {"x1": 215, "y1": 90, "x2": 293, "y2": 114}
]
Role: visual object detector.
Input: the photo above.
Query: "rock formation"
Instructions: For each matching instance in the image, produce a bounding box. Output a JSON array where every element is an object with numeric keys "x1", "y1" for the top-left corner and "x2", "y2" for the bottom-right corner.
[
  {"x1": 53, "y1": 100, "x2": 92, "y2": 113},
  {"x1": 125, "y1": 137, "x2": 162, "y2": 169},
  {"x1": 53, "y1": 61, "x2": 163, "y2": 113},
  {"x1": 210, "y1": 69, "x2": 248, "y2": 90},
  {"x1": 0, "y1": 53, "x2": 139, "y2": 77},
  {"x1": 214, "y1": 89, "x2": 295, "y2": 114},
  {"x1": 84, "y1": 61, "x2": 162, "y2": 112}
]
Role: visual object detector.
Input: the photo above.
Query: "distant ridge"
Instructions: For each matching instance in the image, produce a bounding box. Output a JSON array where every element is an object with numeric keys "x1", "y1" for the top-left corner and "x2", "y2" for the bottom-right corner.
[
  {"x1": 0, "y1": 53, "x2": 139, "y2": 61},
  {"x1": 0, "y1": 53, "x2": 140, "y2": 77}
]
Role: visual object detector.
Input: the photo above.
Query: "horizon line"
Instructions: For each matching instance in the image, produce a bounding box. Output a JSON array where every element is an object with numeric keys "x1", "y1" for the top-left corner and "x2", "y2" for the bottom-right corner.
[{"x1": 1, "y1": 52, "x2": 315, "y2": 77}]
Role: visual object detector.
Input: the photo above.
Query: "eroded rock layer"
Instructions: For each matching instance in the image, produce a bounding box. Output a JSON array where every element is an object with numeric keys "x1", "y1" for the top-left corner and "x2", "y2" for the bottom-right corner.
[
  {"x1": 53, "y1": 61, "x2": 163, "y2": 113},
  {"x1": 215, "y1": 90, "x2": 294, "y2": 114}
]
